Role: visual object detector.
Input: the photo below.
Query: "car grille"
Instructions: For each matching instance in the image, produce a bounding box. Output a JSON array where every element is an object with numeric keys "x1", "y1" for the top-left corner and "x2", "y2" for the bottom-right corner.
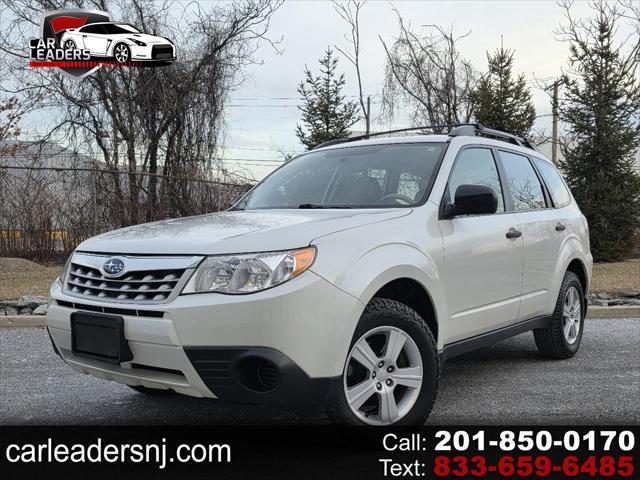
[
  {"x1": 66, "y1": 263, "x2": 184, "y2": 302},
  {"x1": 152, "y1": 45, "x2": 173, "y2": 60}
]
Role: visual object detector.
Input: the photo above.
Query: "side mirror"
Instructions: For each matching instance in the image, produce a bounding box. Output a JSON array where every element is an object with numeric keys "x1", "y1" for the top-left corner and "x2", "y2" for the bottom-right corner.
[{"x1": 442, "y1": 184, "x2": 498, "y2": 218}]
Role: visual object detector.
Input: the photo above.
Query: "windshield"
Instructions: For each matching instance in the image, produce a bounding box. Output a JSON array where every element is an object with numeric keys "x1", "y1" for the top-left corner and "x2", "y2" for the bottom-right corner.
[{"x1": 236, "y1": 142, "x2": 446, "y2": 209}]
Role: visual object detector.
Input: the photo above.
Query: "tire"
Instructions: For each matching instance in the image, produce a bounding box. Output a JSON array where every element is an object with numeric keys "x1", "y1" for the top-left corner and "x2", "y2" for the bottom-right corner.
[
  {"x1": 63, "y1": 39, "x2": 76, "y2": 51},
  {"x1": 534, "y1": 271, "x2": 585, "y2": 359},
  {"x1": 328, "y1": 298, "x2": 439, "y2": 426},
  {"x1": 113, "y1": 43, "x2": 130, "y2": 63},
  {"x1": 128, "y1": 385, "x2": 174, "y2": 396}
]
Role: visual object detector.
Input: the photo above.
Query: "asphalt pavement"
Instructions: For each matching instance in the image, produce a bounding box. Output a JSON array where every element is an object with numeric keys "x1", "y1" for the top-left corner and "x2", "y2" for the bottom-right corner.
[{"x1": 1, "y1": 319, "x2": 638, "y2": 425}]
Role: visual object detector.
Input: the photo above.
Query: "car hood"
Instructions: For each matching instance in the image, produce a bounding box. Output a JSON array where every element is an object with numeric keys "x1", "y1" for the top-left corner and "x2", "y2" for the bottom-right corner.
[
  {"x1": 76, "y1": 209, "x2": 411, "y2": 255},
  {"x1": 128, "y1": 33, "x2": 170, "y2": 44}
]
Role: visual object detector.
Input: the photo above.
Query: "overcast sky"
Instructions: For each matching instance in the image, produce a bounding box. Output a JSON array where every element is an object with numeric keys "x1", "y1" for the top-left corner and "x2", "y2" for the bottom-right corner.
[
  {"x1": 223, "y1": 0, "x2": 615, "y2": 180},
  {"x1": 15, "y1": 1, "x2": 634, "y2": 181}
]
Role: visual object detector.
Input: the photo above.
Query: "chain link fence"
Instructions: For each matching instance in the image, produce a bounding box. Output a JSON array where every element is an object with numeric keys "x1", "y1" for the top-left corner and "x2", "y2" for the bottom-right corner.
[{"x1": 0, "y1": 165, "x2": 251, "y2": 261}]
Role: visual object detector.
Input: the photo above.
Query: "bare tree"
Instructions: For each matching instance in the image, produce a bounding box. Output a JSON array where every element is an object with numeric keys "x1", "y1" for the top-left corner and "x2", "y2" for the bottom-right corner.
[
  {"x1": 333, "y1": 0, "x2": 369, "y2": 131},
  {"x1": 380, "y1": 8, "x2": 478, "y2": 130},
  {"x1": 0, "y1": 0, "x2": 282, "y2": 223},
  {"x1": 0, "y1": 48, "x2": 42, "y2": 156},
  {"x1": 0, "y1": 97, "x2": 24, "y2": 156},
  {"x1": 619, "y1": 0, "x2": 640, "y2": 35}
]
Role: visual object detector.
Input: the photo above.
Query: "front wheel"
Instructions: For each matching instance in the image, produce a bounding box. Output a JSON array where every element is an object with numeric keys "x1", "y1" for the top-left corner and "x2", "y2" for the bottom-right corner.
[
  {"x1": 534, "y1": 271, "x2": 585, "y2": 359},
  {"x1": 113, "y1": 43, "x2": 130, "y2": 63},
  {"x1": 328, "y1": 298, "x2": 439, "y2": 426}
]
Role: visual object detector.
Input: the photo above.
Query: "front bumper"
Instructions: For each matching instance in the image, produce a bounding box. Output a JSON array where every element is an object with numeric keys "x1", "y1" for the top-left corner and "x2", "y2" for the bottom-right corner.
[
  {"x1": 47, "y1": 270, "x2": 363, "y2": 404},
  {"x1": 130, "y1": 43, "x2": 175, "y2": 61}
]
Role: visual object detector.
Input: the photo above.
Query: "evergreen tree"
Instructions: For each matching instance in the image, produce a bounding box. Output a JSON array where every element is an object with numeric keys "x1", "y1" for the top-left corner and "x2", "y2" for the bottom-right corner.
[
  {"x1": 558, "y1": 2, "x2": 640, "y2": 261},
  {"x1": 473, "y1": 47, "x2": 536, "y2": 138},
  {"x1": 295, "y1": 48, "x2": 359, "y2": 150}
]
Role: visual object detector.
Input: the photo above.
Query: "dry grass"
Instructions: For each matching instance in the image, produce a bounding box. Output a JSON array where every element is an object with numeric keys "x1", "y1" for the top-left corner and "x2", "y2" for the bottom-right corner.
[
  {"x1": 590, "y1": 259, "x2": 640, "y2": 294},
  {"x1": 0, "y1": 258, "x2": 62, "y2": 299},
  {"x1": 0, "y1": 256, "x2": 638, "y2": 300}
]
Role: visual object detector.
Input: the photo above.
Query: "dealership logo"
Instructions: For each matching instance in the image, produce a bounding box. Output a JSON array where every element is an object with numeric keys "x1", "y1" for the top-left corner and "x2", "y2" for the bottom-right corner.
[
  {"x1": 102, "y1": 258, "x2": 126, "y2": 277},
  {"x1": 29, "y1": 9, "x2": 176, "y2": 79}
]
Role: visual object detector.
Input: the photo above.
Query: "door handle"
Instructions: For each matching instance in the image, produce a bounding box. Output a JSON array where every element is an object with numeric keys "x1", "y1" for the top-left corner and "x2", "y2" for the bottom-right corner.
[
  {"x1": 506, "y1": 228, "x2": 522, "y2": 239},
  {"x1": 555, "y1": 223, "x2": 567, "y2": 232}
]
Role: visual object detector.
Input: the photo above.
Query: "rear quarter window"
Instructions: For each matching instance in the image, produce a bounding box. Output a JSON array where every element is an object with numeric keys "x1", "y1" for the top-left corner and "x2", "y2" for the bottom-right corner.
[
  {"x1": 533, "y1": 158, "x2": 572, "y2": 207},
  {"x1": 499, "y1": 150, "x2": 547, "y2": 211}
]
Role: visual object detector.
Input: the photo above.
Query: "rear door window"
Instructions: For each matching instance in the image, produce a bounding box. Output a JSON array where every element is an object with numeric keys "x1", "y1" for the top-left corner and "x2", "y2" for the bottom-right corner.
[{"x1": 82, "y1": 24, "x2": 106, "y2": 34}]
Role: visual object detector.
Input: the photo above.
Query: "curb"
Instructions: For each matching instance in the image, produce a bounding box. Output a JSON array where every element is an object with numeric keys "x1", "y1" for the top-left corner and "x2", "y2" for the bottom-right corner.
[
  {"x1": 0, "y1": 316, "x2": 47, "y2": 328},
  {"x1": 1, "y1": 306, "x2": 639, "y2": 328},
  {"x1": 587, "y1": 305, "x2": 640, "y2": 319}
]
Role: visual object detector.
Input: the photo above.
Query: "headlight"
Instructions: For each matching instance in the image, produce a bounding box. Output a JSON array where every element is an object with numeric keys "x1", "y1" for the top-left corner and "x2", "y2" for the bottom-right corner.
[
  {"x1": 56, "y1": 253, "x2": 73, "y2": 286},
  {"x1": 182, "y1": 247, "x2": 316, "y2": 294},
  {"x1": 129, "y1": 38, "x2": 146, "y2": 46}
]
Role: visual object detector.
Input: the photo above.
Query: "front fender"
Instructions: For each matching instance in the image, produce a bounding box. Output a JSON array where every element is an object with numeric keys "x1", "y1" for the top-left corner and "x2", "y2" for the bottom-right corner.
[{"x1": 311, "y1": 218, "x2": 446, "y2": 349}]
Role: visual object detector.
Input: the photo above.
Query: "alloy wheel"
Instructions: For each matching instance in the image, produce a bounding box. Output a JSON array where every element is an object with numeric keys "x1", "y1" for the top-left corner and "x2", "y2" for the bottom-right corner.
[
  {"x1": 115, "y1": 44, "x2": 129, "y2": 63},
  {"x1": 563, "y1": 286, "x2": 581, "y2": 344},
  {"x1": 343, "y1": 325, "x2": 423, "y2": 425},
  {"x1": 64, "y1": 40, "x2": 75, "y2": 50}
]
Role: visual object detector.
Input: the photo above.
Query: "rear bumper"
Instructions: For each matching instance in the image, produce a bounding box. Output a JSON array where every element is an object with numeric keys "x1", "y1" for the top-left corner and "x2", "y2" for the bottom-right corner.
[{"x1": 47, "y1": 270, "x2": 363, "y2": 404}]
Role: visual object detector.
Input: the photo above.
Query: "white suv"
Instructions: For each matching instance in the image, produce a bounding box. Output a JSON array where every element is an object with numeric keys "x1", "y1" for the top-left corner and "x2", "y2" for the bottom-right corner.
[{"x1": 47, "y1": 125, "x2": 592, "y2": 426}]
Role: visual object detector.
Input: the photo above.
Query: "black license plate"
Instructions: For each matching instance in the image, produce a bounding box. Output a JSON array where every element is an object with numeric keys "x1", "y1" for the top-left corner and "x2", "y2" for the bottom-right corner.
[{"x1": 71, "y1": 312, "x2": 133, "y2": 364}]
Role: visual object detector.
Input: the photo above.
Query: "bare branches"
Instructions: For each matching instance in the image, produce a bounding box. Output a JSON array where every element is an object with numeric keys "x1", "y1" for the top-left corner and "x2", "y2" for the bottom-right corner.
[
  {"x1": 333, "y1": 0, "x2": 368, "y2": 127},
  {"x1": 0, "y1": 0, "x2": 283, "y2": 222},
  {"x1": 380, "y1": 9, "x2": 478, "y2": 130}
]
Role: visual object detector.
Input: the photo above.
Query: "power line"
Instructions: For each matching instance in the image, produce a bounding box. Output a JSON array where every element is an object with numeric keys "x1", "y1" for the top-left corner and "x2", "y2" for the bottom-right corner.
[
  {"x1": 228, "y1": 101, "x2": 382, "y2": 108},
  {"x1": 219, "y1": 158, "x2": 283, "y2": 162},
  {"x1": 225, "y1": 146, "x2": 301, "y2": 153},
  {"x1": 229, "y1": 94, "x2": 381, "y2": 101},
  {"x1": 220, "y1": 159, "x2": 284, "y2": 166}
]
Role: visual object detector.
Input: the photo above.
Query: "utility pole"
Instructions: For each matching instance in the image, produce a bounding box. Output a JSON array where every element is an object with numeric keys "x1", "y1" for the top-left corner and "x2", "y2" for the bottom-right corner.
[
  {"x1": 365, "y1": 96, "x2": 371, "y2": 136},
  {"x1": 216, "y1": 162, "x2": 222, "y2": 211},
  {"x1": 551, "y1": 80, "x2": 559, "y2": 165}
]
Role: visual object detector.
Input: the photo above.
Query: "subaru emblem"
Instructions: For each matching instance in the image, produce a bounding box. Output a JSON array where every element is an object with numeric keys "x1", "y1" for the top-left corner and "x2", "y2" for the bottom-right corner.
[{"x1": 102, "y1": 257, "x2": 126, "y2": 277}]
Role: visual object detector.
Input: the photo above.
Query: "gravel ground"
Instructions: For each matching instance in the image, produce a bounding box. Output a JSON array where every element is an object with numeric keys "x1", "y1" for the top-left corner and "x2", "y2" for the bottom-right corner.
[{"x1": 1, "y1": 318, "x2": 638, "y2": 425}]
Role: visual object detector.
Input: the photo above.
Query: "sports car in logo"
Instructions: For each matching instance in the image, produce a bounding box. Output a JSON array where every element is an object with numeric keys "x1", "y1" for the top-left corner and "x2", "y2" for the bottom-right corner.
[{"x1": 60, "y1": 22, "x2": 175, "y2": 63}]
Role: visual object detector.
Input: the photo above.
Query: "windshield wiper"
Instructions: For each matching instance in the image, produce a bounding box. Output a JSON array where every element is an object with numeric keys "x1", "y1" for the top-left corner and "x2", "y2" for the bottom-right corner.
[{"x1": 297, "y1": 203, "x2": 354, "y2": 209}]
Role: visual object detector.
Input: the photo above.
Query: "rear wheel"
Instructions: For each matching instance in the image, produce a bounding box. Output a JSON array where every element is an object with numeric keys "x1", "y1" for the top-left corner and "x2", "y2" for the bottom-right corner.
[
  {"x1": 328, "y1": 298, "x2": 439, "y2": 426},
  {"x1": 534, "y1": 271, "x2": 585, "y2": 358}
]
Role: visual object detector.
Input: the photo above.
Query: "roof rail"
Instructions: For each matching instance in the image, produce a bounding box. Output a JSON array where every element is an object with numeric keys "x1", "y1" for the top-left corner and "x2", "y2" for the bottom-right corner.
[
  {"x1": 451, "y1": 124, "x2": 540, "y2": 151},
  {"x1": 313, "y1": 123, "x2": 539, "y2": 152},
  {"x1": 313, "y1": 124, "x2": 474, "y2": 150}
]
